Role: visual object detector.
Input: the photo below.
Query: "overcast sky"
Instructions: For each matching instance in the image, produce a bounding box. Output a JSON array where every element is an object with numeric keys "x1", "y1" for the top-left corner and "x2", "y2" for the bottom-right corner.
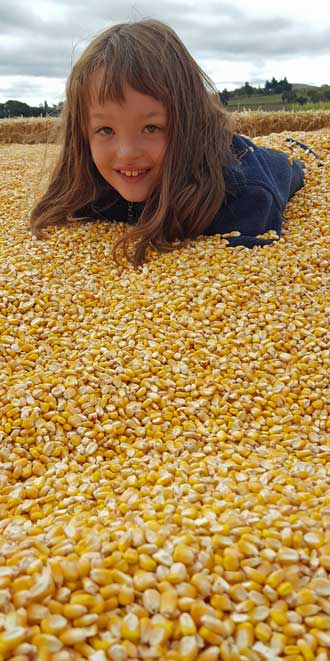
[{"x1": 1, "y1": 0, "x2": 329, "y2": 107}]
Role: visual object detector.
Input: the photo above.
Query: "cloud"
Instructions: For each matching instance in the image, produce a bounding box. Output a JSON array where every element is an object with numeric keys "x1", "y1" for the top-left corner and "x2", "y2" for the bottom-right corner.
[{"x1": 1, "y1": 0, "x2": 329, "y2": 104}]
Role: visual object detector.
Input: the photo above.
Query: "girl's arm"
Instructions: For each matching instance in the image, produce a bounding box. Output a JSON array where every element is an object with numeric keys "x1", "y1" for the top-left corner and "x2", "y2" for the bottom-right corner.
[{"x1": 203, "y1": 135, "x2": 321, "y2": 248}]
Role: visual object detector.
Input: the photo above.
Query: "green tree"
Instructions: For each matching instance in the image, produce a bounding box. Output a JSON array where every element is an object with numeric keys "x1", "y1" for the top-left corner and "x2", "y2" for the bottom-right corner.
[
  {"x1": 1, "y1": 100, "x2": 32, "y2": 118},
  {"x1": 218, "y1": 89, "x2": 231, "y2": 105},
  {"x1": 243, "y1": 82, "x2": 254, "y2": 97},
  {"x1": 282, "y1": 90, "x2": 297, "y2": 103}
]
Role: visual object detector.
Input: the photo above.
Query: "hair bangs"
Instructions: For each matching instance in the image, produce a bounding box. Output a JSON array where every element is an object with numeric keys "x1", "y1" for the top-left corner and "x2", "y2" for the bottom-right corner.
[{"x1": 83, "y1": 32, "x2": 167, "y2": 114}]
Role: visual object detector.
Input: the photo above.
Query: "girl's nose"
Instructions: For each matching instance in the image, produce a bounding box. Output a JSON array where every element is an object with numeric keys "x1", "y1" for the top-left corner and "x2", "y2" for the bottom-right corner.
[
  {"x1": 117, "y1": 145, "x2": 142, "y2": 157},
  {"x1": 116, "y1": 135, "x2": 144, "y2": 155}
]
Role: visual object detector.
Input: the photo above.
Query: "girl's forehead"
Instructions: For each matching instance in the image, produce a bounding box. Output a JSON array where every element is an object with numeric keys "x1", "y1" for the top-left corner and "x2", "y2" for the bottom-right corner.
[
  {"x1": 87, "y1": 74, "x2": 166, "y2": 114},
  {"x1": 87, "y1": 75, "x2": 128, "y2": 110},
  {"x1": 87, "y1": 70, "x2": 107, "y2": 102}
]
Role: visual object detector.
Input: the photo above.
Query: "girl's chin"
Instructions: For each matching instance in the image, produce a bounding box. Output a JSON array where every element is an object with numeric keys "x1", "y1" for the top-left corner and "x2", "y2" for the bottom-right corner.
[{"x1": 117, "y1": 191, "x2": 148, "y2": 202}]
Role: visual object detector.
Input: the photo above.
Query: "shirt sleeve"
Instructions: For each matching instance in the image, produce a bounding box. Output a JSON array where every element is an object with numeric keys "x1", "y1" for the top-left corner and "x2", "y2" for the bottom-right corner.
[
  {"x1": 203, "y1": 141, "x2": 306, "y2": 248},
  {"x1": 203, "y1": 184, "x2": 285, "y2": 248}
]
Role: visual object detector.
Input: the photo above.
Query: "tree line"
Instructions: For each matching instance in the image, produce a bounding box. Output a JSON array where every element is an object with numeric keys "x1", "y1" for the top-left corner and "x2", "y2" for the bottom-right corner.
[
  {"x1": 1, "y1": 77, "x2": 330, "y2": 118},
  {"x1": 218, "y1": 77, "x2": 330, "y2": 106},
  {"x1": 0, "y1": 99, "x2": 64, "y2": 119}
]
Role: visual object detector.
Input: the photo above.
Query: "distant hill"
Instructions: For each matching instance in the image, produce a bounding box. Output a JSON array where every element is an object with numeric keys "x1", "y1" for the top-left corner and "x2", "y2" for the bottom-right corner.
[{"x1": 291, "y1": 83, "x2": 319, "y2": 91}]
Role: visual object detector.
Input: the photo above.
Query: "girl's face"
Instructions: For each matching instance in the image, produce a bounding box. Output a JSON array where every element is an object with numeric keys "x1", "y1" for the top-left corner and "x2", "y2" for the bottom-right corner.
[{"x1": 87, "y1": 74, "x2": 168, "y2": 202}]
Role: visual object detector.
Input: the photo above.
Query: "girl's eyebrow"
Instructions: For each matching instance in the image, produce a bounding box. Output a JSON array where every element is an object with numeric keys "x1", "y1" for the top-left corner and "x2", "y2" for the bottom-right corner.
[{"x1": 91, "y1": 111, "x2": 165, "y2": 119}]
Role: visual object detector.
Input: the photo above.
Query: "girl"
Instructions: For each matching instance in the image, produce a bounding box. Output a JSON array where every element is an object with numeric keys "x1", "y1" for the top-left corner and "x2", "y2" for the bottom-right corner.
[{"x1": 29, "y1": 19, "x2": 318, "y2": 267}]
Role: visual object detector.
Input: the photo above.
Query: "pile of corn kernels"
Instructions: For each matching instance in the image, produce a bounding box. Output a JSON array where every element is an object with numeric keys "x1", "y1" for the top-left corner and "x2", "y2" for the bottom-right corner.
[{"x1": 0, "y1": 130, "x2": 329, "y2": 661}]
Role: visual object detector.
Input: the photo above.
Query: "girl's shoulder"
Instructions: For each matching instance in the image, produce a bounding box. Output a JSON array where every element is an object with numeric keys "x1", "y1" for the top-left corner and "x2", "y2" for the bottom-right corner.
[
  {"x1": 232, "y1": 132, "x2": 320, "y2": 163},
  {"x1": 226, "y1": 133, "x2": 306, "y2": 192}
]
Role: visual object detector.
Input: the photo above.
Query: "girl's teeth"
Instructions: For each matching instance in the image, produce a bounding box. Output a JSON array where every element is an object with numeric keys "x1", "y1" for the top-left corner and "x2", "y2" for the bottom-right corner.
[{"x1": 120, "y1": 170, "x2": 147, "y2": 177}]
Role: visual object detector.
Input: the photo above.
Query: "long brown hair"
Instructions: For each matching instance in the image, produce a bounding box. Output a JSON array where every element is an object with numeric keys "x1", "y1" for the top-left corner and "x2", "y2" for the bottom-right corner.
[{"x1": 29, "y1": 18, "x2": 240, "y2": 268}]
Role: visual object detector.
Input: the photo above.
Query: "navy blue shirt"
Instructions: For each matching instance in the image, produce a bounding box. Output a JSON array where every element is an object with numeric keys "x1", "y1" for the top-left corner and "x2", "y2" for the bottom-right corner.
[
  {"x1": 203, "y1": 134, "x2": 320, "y2": 247},
  {"x1": 91, "y1": 134, "x2": 320, "y2": 248}
]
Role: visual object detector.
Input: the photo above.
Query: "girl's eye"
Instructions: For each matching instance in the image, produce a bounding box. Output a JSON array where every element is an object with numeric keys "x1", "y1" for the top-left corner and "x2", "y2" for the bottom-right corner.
[
  {"x1": 97, "y1": 127, "x2": 112, "y2": 135},
  {"x1": 96, "y1": 125, "x2": 160, "y2": 136},
  {"x1": 145, "y1": 124, "x2": 160, "y2": 134}
]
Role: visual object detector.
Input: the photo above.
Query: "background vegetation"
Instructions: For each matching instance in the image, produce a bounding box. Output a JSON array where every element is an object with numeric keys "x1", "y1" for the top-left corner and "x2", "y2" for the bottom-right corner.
[
  {"x1": 219, "y1": 77, "x2": 330, "y2": 111},
  {"x1": 1, "y1": 77, "x2": 330, "y2": 119}
]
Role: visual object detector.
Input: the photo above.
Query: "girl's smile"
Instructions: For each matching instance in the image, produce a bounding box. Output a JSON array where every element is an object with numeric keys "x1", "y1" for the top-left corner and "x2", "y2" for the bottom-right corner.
[
  {"x1": 88, "y1": 76, "x2": 167, "y2": 202},
  {"x1": 116, "y1": 169, "x2": 151, "y2": 185}
]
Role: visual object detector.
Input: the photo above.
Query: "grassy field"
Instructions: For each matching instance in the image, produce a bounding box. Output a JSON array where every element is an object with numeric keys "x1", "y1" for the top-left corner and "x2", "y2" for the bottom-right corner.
[
  {"x1": 227, "y1": 96, "x2": 330, "y2": 112},
  {"x1": 227, "y1": 94, "x2": 284, "y2": 106},
  {"x1": 289, "y1": 101, "x2": 330, "y2": 112},
  {"x1": 0, "y1": 124, "x2": 329, "y2": 659}
]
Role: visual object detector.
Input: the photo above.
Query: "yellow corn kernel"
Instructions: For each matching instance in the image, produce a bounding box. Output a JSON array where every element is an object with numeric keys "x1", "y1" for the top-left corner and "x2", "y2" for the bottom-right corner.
[
  {"x1": 61, "y1": 560, "x2": 80, "y2": 582},
  {"x1": 297, "y1": 639, "x2": 316, "y2": 660},
  {"x1": 0, "y1": 628, "x2": 27, "y2": 654},
  {"x1": 121, "y1": 640, "x2": 138, "y2": 657},
  {"x1": 27, "y1": 604, "x2": 50, "y2": 624},
  {"x1": 267, "y1": 569, "x2": 286, "y2": 588},
  {"x1": 160, "y1": 589, "x2": 178, "y2": 617},
  {"x1": 0, "y1": 129, "x2": 329, "y2": 661},
  {"x1": 40, "y1": 615, "x2": 68, "y2": 634},
  {"x1": 73, "y1": 613, "x2": 98, "y2": 627},
  {"x1": 270, "y1": 608, "x2": 289, "y2": 625},
  {"x1": 12, "y1": 576, "x2": 34, "y2": 592},
  {"x1": 305, "y1": 615, "x2": 330, "y2": 629},
  {"x1": 282, "y1": 623, "x2": 306, "y2": 637},
  {"x1": 42, "y1": 596, "x2": 62, "y2": 613},
  {"x1": 270, "y1": 632, "x2": 286, "y2": 654},
  {"x1": 178, "y1": 597, "x2": 195, "y2": 612},
  {"x1": 37, "y1": 649, "x2": 52, "y2": 661},
  {"x1": 141, "y1": 588, "x2": 160, "y2": 614},
  {"x1": 121, "y1": 613, "x2": 140, "y2": 642},
  {"x1": 190, "y1": 601, "x2": 215, "y2": 626},
  {"x1": 255, "y1": 621, "x2": 272, "y2": 642},
  {"x1": 200, "y1": 615, "x2": 226, "y2": 636},
  {"x1": 296, "y1": 589, "x2": 315, "y2": 605},
  {"x1": 31, "y1": 633, "x2": 63, "y2": 653},
  {"x1": 278, "y1": 581, "x2": 294, "y2": 596},
  {"x1": 149, "y1": 620, "x2": 174, "y2": 645},
  {"x1": 210, "y1": 594, "x2": 232, "y2": 611},
  {"x1": 236, "y1": 622, "x2": 254, "y2": 648},
  {"x1": 123, "y1": 548, "x2": 139, "y2": 564},
  {"x1": 99, "y1": 584, "x2": 119, "y2": 599},
  {"x1": 177, "y1": 583, "x2": 197, "y2": 599},
  {"x1": 89, "y1": 636, "x2": 114, "y2": 651},
  {"x1": 197, "y1": 648, "x2": 221, "y2": 661},
  {"x1": 89, "y1": 568, "x2": 114, "y2": 585},
  {"x1": 73, "y1": 641, "x2": 95, "y2": 657},
  {"x1": 178, "y1": 635, "x2": 199, "y2": 661},
  {"x1": 62, "y1": 604, "x2": 88, "y2": 619},
  {"x1": 243, "y1": 567, "x2": 266, "y2": 584},
  {"x1": 198, "y1": 626, "x2": 223, "y2": 646},
  {"x1": 173, "y1": 544, "x2": 195, "y2": 565},
  {"x1": 179, "y1": 613, "x2": 197, "y2": 635},
  {"x1": 78, "y1": 556, "x2": 90, "y2": 578},
  {"x1": 139, "y1": 554, "x2": 157, "y2": 571},
  {"x1": 59, "y1": 626, "x2": 97, "y2": 645},
  {"x1": 133, "y1": 570, "x2": 156, "y2": 591},
  {"x1": 118, "y1": 586, "x2": 134, "y2": 606},
  {"x1": 238, "y1": 539, "x2": 258, "y2": 556},
  {"x1": 285, "y1": 646, "x2": 300, "y2": 655},
  {"x1": 223, "y1": 548, "x2": 240, "y2": 571},
  {"x1": 296, "y1": 604, "x2": 320, "y2": 617},
  {"x1": 319, "y1": 555, "x2": 330, "y2": 570},
  {"x1": 70, "y1": 594, "x2": 104, "y2": 613}
]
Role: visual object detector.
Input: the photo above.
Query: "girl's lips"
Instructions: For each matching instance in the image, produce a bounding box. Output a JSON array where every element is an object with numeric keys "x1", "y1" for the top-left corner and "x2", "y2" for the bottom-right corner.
[{"x1": 117, "y1": 170, "x2": 151, "y2": 183}]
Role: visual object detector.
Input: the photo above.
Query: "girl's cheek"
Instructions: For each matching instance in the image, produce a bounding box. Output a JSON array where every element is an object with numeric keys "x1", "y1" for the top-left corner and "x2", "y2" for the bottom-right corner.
[{"x1": 93, "y1": 145, "x2": 112, "y2": 165}]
